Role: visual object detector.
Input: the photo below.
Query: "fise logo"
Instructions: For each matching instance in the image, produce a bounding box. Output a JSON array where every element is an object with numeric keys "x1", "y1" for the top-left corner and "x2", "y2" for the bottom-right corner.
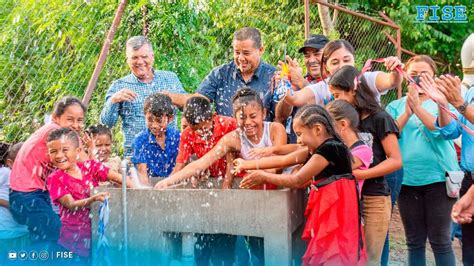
[{"x1": 415, "y1": 5, "x2": 468, "y2": 23}]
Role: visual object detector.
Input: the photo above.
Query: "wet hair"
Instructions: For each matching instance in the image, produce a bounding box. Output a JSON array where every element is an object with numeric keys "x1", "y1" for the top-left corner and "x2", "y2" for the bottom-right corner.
[
  {"x1": 87, "y1": 124, "x2": 112, "y2": 140},
  {"x1": 7, "y1": 142, "x2": 23, "y2": 163},
  {"x1": 53, "y1": 96, "x2": 87, "y2": 118},
  {"x1": 143, "y1": 93, "x2": 174, "y2": 118},
  {"x1": 126, "y1": 35, "x2": 153, "y2": 52},
  {"x1": 233, "y1": 27, "x2": 262, "y2": 49},
  {"x1": 328, "y1": 65, "x2": 382, "y2": 115},
  {"x1": 0, "y1": 143, "x2": 10, "y2": 167},
  {"x1": 47, "y1": 128, "x2": 80, "y2": 148},
  {"x1": 184, "y1": 96, "x2": 213, "y2": 126},
  {"x1": 404, "y1": 55, "x2": 437, "y2": 75},
  {"x1": 294, "y1": 104, "x2": 343, "y2": 143},
  {"x1": 320, "y1": 39, "x2": 355, "y2": 78},
  {"x1": 232, "y1": 87, "x2": 264, "y2": 115},
  {"x1": 326, "y1": 100, "x2": 360, "y2": 132}
]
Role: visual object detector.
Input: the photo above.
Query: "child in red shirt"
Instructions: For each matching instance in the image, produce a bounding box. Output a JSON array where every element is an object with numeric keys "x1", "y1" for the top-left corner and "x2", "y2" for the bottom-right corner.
[
  {"x1": 46, "y1": 128, "x2": 133, "y2": 260},
  {"x1": 173, "y1": 96, "x2": 237, "y2": 188}
]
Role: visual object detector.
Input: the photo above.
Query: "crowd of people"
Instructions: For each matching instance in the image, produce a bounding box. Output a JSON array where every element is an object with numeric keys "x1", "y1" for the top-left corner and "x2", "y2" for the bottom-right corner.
[{"x1": 1, "y1": 27, "x2": 474, "y2": 266}]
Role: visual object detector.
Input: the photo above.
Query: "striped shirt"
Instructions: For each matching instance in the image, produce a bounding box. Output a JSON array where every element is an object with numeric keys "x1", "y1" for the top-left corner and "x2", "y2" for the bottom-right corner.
[{"x1": 100, "y1": 69, "x2": 185, "y2": 156}]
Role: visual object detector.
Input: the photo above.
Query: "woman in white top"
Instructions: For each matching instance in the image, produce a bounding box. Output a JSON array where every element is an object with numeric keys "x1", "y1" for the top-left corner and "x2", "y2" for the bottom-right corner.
[
  {"x1": 276, "y1": 39, "x2": 403, "y2": 118},
  {"x1": 156, "y1": 87, "x2": 287, "y2": 189}
]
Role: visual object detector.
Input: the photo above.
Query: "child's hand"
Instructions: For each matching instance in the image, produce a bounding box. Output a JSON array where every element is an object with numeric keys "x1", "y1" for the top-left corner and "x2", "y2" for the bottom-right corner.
[
  {"x1": 221, "y1": 179, "x2": 233, "y2": 189},
  {"x1": 352, "y1": 169, "x2": 365, "y2": 180},
  {"x1": 154, "y1": 179, "x2": 170, "y2": 189},
  {"x1": 81, "y1": 131, "x2": 94, "y2": 154},
  {"x1": 239, "y1": 170, "x2": 266, "y2": 189},
  {"x1": 248, "y1": 147, "x2": 273, "y2": 159},
  {"x1": 92, "y1": 192, "x2": 110, "y2": 202},
  {"x1": 232, "y1": 158, "x2": 247, "y2": 173},
  {"x1": 190, "y1": 176, "x2": 199, "y2": 188}
]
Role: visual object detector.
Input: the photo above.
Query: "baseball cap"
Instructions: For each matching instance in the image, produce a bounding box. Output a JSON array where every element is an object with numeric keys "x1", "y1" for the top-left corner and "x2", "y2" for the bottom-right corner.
[{"x1": 298, "y1": 34, "x2": 329, "y2": 53}]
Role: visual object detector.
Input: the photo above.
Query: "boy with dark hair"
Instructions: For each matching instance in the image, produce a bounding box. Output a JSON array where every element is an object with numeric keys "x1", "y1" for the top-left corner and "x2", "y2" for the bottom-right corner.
[
  {"x1": 171, "y1": 96, "x2": 237, "y2": 266},
  {"x1": 132, "y1": 93, "x2": 180, "y2": 186},
  {"x1": 173, "y1": 96, "x2": 237, "y2": 188}
]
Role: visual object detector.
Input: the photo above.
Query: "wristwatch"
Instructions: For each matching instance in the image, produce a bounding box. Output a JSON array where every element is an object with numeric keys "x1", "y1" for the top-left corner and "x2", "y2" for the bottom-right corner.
[{"x1": 455, "y1": 101, "x2": 469, "y2": 114}]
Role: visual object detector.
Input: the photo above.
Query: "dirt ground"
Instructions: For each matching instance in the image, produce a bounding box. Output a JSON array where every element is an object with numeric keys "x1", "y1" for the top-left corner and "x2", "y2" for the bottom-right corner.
[{"x1": 388, "y1": 206, "x2": 463, "y2": 265}]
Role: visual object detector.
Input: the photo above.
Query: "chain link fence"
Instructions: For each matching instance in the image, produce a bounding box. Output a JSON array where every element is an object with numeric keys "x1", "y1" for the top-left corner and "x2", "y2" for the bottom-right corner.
[{"x1": 0, "y1": 0, "x2": 428, "y2": 146}]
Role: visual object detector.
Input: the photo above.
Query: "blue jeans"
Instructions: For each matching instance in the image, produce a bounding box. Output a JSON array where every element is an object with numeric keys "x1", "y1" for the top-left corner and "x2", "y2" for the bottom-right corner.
[
  {"x1": 9, "y1": 190, "x2": 61, "y2": 247},
  {"x1": 381, "y1": 168, "x2": 404, "y2": 266}
]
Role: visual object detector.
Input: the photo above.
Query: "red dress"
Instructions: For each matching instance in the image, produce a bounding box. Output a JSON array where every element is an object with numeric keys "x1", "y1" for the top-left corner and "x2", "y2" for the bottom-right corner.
[{"x1": 301, "y1": 139, "x2": 367, "y2": 265}]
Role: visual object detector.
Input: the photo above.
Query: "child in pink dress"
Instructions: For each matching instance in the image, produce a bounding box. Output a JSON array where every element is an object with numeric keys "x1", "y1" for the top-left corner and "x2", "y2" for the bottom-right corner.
[{"x1": 46, "y1": 128, "x2": 133, "y2": 260}]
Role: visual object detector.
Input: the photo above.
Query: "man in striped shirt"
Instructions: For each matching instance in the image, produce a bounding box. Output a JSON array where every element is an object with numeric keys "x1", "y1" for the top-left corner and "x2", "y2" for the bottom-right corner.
[{"x1": 100, "y1": 36, "x2": 185, "y2": 156}]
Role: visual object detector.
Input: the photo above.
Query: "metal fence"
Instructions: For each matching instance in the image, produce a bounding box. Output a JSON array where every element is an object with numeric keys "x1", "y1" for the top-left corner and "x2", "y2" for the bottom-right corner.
[{"x1": 0, "y1": 0, "x2": 439, "y2": 146}]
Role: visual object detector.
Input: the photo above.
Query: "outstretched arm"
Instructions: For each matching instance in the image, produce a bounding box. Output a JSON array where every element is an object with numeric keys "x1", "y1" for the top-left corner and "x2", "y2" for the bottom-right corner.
[
  {"x1": 240, "y1": 154, "x2": 328, "y2": 189},
  {"x1": 161, "y1": 91, "x2": 198, "y2": 109},
  {"x1": 283, "y1": 86, "x2": 316, "y2": 107},
  {"x1": 234, "y1": 148, "x2": 309, "y2": 172},
  {"x1": 375, "y1": 56, "x2": 403, "y2": 93},
  {"x1": 107, "y1": 169, "x2": 135, "y2": 188},
  {"x1": 155, "y1": 132, "x2": 238, "y2": 188},
  {"x1": 57, "y1": 192, "x2": 110, "y2": 212}
]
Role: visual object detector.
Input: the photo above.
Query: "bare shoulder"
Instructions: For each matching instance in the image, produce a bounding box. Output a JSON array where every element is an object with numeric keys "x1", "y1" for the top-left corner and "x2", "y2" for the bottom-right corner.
[
  {"x1": 270, "y1": 122, "x2": 286, "y2": 132},
  {"x1": 220, "y1": 129, "x2": 242, "y2": 151},
  {"x1": 269, "y1": 122, "x2": 287, "y2": 144}
]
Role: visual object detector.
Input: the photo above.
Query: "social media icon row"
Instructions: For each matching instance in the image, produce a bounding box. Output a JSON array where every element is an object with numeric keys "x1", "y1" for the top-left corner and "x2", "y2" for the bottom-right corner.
[{"x1": 8, "y1": 250, "x2": 49, "y2": 261}]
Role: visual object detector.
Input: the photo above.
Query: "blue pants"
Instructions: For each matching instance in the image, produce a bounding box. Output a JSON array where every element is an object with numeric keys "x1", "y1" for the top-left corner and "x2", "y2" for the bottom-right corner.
[
  {"x1": 381, "y1": 168, "x2": 403, "y2": 266},
  {"x1": 9, "y1": 190, "x2": 61, "y2": 246}
]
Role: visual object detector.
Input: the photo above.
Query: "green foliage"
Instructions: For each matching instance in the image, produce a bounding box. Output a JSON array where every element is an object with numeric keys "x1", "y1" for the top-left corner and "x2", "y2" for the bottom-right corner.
[
  {"x1": 354, "y1": 0, "x2": 472, "y2": 74},
  {"x1": 0, "y1": 0, "x2": 471, "y2": 145}
]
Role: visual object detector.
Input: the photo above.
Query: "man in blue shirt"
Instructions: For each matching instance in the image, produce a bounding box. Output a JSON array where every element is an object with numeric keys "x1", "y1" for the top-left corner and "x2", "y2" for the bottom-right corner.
[
  {"x1": 100, "y1": 36, "x2": 185, "y2": 156},
  {"x1": 132, "y1": 93, "x2": 180, "y2": 185},
  {"x1": 434, "y1": 74, "x2": 474, "y2": 265},
  {"x1": 163, "y1": 27, "x2": 276, "y2": 120}
]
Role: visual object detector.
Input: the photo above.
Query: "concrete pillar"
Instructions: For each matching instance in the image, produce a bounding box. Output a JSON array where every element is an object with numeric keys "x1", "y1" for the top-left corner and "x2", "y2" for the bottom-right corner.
[{"x1": 181, "y1": 233, "x2": 195, "y2": 266}]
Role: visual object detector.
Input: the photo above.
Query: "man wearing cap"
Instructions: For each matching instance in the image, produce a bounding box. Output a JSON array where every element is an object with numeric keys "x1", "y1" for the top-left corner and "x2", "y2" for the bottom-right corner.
[
  {"x1": 292, "y1": 34, "x2": 329, "y2": 88},
  {"x1": 275, "y1": 34, "x2": 329, "y2": 143}
]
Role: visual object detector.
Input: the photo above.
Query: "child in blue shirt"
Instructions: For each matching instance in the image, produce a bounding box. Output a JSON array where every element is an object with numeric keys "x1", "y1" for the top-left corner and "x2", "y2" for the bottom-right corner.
[{"x1": 132, "y1": 93, "x2": 180, "y2": 185}]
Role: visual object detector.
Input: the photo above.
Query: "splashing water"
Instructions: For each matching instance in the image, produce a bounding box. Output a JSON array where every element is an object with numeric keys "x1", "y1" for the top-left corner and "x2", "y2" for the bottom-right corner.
[{"x1": 129, "y1": 166, "x2": 151, "y2": 189}]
